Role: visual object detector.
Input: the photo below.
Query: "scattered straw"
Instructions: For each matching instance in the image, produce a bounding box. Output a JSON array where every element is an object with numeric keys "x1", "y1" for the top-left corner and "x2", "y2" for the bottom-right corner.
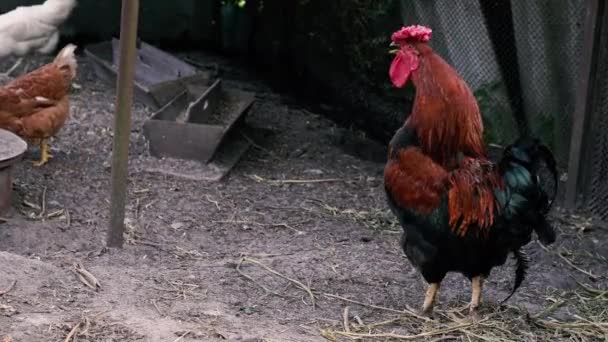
[
  {"x1": 342, "y1": 306, "x2": 351, "y2": 333},
  {"x1": 331, "y1": 317, "x2": 488, "y2": 340},
  {"x1": 237, "y1": 257, "x2": 608, "y2": 341},
  {"x1": 323, "y1": 293, "x2": 430, "y2": 321},
  {"x1": 237, "y1": 257, "x2": 316, "y2": 308},
  {"x1": 151, "y1": 299, "x2": 164, "y2": 317},
  {"x1": 537, "y1": 241, "x2": 599, "y2": 280},
  {"x1": 311, "y1": 200, "x2": 399, "y2": 231},
  {"x1": 215, "y1": 219, "x2": 308, "y2": 234},
  {"x1": 62, "y1": 311, "x2": 107, "y2": 342},
  {"x1": 557, "y1": 250, "x2": 599, "y2": 280},
  {"x1": 248, "y1": 174, "x2": 344, "y2": 185},
  {"x1": 204, "y1": 195, "x2": 221, "y2": 210},
  {"x1": 240, "y1": 133, "x2": 281, "y2": 161},
  {"x1": 63, "y1": 319, "x2": 85, "y2": 342},
  {"x1": 172, "y1": 330, "x2": 191, "y2": 342}
]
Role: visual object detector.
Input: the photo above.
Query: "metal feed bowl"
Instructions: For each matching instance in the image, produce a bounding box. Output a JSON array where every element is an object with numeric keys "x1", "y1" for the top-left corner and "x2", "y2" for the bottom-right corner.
[{"x1": 0, "y1": 129, "x2": 27, "y2": 215}]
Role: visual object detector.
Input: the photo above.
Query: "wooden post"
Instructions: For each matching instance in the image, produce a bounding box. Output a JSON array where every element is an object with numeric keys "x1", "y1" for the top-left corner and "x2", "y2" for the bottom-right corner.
[
  {"x1": 107, "y1": 0, "x2": 140, "y2": 247},
  {"x1": 565, "y1": 0, "x2": 603, "y2": 208}
]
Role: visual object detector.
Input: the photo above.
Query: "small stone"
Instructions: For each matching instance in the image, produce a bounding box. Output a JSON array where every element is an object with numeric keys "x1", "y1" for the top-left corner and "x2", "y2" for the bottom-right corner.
[
  {"x1": 304, "y1": 169, "x2": 323, "y2": 175},
  {"x1": 170, "y1": 222, "x2": 185, "y2": 230}
]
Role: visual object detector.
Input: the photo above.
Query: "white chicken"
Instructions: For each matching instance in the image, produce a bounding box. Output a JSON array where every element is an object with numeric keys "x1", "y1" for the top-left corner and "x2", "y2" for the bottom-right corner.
[{"x1": 0, "y1": 0, "x2": 77, "y2": 78}]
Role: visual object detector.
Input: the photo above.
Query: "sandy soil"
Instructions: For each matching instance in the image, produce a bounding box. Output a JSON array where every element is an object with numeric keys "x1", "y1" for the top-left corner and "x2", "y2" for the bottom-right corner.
[{"x1": 0, "y1": 53, "x2": 607, "y2": 342}]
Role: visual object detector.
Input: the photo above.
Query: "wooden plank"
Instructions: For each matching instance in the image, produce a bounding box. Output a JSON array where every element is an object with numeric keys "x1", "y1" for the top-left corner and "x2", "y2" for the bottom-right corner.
[{"x1": 565, "y1": 0, "x2": 604, "y2": 208}]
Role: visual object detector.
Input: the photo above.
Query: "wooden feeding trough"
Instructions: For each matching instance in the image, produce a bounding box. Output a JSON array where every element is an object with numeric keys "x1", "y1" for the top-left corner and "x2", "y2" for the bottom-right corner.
[
  {"x1": 142, "y1": 78, "x2": 255, "y2": 180},
  {"x1": 84, "y1": 38, "x2": 213, "y2": 109},
  {"x1": 0, "y1": 129, "x2": 27, "y2": 215}
]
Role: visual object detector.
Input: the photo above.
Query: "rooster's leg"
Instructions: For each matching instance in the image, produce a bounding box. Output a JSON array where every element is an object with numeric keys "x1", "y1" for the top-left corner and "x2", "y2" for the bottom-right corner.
[
  {"x1": 469, "y1": 275, "x2": 483, "y2": 318},
  {"x1": 32, "y1": 139, "x2": 53, "y2": 167},
  {"x1": 421, "y1": 282, "x2": 440, "y2": 316}
]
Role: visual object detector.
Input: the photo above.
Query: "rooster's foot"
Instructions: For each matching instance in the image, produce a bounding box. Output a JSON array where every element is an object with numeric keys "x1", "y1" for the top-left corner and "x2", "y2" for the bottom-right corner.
[
  {"x1": 421, "y1": 282, "x2": 440, "y2": 318},
  {"x1": 468, "y1": 304, "x2": 482, "y2": 321},
  {"x1": 467, "y1": 276, "x2": 483, "y2": 320},
  {"x1": 420, "y1": 307, "x2": 435, "y2": 318}
]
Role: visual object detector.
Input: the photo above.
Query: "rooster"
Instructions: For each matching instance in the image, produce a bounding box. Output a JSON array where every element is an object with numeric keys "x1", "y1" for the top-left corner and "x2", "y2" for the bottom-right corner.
[
  {"x1": 0, "y1": 43, "x2": 77, "y2": 166},
  {"x1": 0, "y1": 0, "x2": 77, "y2": 78},
  {"x1": 384, "y1": 25, "x2": 557, "y2": 317}
]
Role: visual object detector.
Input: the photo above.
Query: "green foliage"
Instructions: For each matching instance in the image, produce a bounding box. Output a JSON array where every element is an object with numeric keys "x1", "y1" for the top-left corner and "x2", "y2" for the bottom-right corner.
[
  {"x1": 294, "y1": 0, "x2": 402, "y2": 94},
  {"x1": 474, "y1": 81, "x2": 518, "y2": 146},
  {"x1": 221, "y1": 0, "x2": 247, "y2": 7},
  {"x1": 335, "y1": 0, "x2": 401, "y2": 92},
  {"x1": 529, "y1": 112, "x2": 556, "y2": 152},
  {"x1": 474, "y1": 81, "x2": 557, "y2": 152}
]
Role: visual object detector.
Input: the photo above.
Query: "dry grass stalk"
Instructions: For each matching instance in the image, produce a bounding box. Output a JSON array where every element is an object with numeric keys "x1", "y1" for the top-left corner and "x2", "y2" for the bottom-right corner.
[
  {"x1": 172, "y1": 330, "x2": 191, "y2": 342},
  {"x1": 249, "y1": 174, "x2": 344, "y2": 185},
  {"x1": 342, "y1": 306, "x2": 351, "y2": 333},
  {"x1": 0, "y1": 281, "x2": 16, "y2": 296},
  {"x1": 536, "y1": 241, "x2": 599, "y2": 280},
  {"x1": 72, "y1": 262, "x2": 101, "y2": 291},
  {"x1": 238, "y1": 257, "x2": 316, "y2": 308},
  {"x1": 323, "y1": 293, "x2": 430, "y2": 321}
]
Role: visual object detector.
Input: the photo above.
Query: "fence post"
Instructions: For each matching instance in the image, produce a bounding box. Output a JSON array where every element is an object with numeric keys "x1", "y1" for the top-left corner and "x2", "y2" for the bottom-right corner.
[
  {"x1": 565, "y1": 0, "x2": 603, "y2": 208},
  {"x1": 107, "y1": 0, "x2": 140, "y2": 247}
]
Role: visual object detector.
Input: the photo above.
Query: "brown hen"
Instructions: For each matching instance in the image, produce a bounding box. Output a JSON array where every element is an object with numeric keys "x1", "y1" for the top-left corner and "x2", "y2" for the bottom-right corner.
[{"x1": 0, "y1": 44, "x2": 77, "y2": 166}]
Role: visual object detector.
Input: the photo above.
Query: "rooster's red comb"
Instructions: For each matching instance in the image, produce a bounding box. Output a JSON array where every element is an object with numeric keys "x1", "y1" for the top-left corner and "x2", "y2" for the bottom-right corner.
[{"x1": 391, "y1": 25, "x2": 432, "y2": 44}]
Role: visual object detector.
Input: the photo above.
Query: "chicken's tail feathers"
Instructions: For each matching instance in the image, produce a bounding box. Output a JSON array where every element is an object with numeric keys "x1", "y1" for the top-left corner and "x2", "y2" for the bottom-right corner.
[
  {"x1": 500, "y1": 248, "x2": 529, "y2": 305},
  {"x1": 535, "y1": 143, "x2": 558, "y2": 212},
  {"x1": 53, "y1": 44, "x2": 78, "y2": 79},
  {"x1": 502, "y1": 136, "x2": 558, "y2": 213}
]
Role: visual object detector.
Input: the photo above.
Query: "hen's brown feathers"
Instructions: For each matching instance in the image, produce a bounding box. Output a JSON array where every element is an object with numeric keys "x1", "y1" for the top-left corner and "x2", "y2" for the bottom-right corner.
[
  {"x1": 4, "y1": 65, "x2": 71, "y2": 100},
  {"x1": 13, "y1": 96, "x2": 69, "y2": 139},
  {"x1": 4, "y1": 44, "x2": 76, "y2": 101},
  {"x1": 0, "y1": 88, "x2": 53, "y2": 117},
  {"x1": 0, "y1": 44, "x2": 76, "y2": 142}
]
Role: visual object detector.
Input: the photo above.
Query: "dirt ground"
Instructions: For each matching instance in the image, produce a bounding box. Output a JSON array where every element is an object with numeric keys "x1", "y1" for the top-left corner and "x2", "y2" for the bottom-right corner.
[{"x1": 0, "y1": 53, "x2": 607, "y2": 342}]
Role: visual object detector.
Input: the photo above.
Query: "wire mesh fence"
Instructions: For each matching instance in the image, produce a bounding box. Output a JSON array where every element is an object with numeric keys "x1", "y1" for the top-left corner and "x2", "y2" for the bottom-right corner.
[
  {"x1": 400, "y1": 0, "x2": 586, "y2": 168},
  {"x1": 580, "y1": 1, "x2": 608, "y2": 220}
]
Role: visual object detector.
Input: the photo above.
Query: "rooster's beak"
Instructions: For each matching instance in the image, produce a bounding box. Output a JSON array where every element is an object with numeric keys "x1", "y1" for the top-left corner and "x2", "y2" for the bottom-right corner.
[{"x1": 389, "y1": 41, "x2": 400, "y2": 54}]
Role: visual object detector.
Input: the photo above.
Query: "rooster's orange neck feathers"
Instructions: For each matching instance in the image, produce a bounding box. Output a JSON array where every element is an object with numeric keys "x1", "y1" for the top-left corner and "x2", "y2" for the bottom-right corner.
[{"x1": 409, "y1": 44, "x2": 486, "y2": 165}]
